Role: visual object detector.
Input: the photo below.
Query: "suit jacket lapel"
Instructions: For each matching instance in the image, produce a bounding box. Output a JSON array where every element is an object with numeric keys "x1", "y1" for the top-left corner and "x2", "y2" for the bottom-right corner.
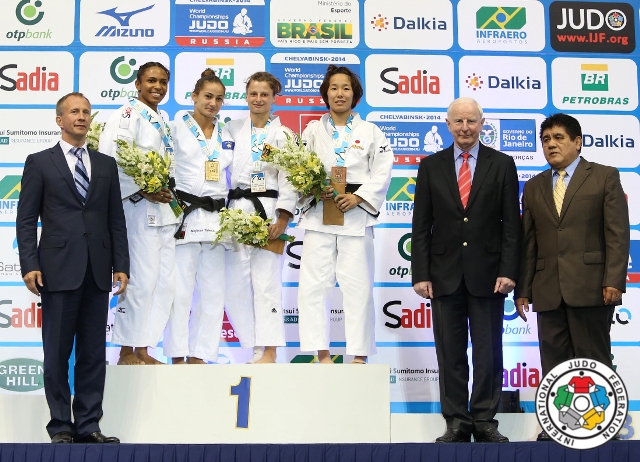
[
  {"x1": 84, "y1": 148, "x2": 100, "y2": 203},
  {"x1": 49, "y1": 143, "x2": 84, "y2": 204},
  {"x1": 538, "y1": 169, "x2": 558, "y2": 220},
  {"x1": 465, "y1": 144, "x2": 492, "y2": 210},
  {"x1": 439, "y1": 146, "x2": 463, "y2": 212},
  {"x1": 559, "y1": 158, "x2": 591, "y2": 222}
]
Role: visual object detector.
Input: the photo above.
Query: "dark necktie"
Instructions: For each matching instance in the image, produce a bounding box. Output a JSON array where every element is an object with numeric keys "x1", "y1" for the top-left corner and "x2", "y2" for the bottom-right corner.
[{"x1": 71, "y1": 146, "x2": 90, "y2": 203}]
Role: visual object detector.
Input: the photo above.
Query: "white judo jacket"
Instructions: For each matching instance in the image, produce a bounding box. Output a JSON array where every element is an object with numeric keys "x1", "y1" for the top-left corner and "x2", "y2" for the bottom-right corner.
[
  {"x1": 226, "y1": 116, "x2": 297, "y2": 219},
  {"x1": 170, "y1": 115, "x2": 234, "y2": 243},
  {"x1": 99, "y1": 101, "x2": 180, "y2": 227},
  {"x1": 299, "y1": 113, "x2": 393, "y2": 237}
]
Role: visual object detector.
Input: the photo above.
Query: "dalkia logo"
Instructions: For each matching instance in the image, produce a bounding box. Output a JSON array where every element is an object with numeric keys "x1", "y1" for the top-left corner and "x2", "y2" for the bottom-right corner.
[
  {"x1": 380, "y1": 67, "x2": 440, "y2": 95},
  {"x1": 536, "y1": 359, "x2": 628, "y2": 449},
  {"x1": 0, "y1": 358, "x2": 44, "y2": 392},
  {"x1": 582, "y1": 132, "x2": 635, "y2": 148},
  {"x1": 0, "y1": 65, "x2": 58, "y2": 92},
  {"x1": 476, "y1": 6, "x2": 527, "y2": 40},
  {"x1": 383, "y1": 300, "x2": 431, "y2": 329},
  {"x1": 95, "y1": 5, "x2": 155, "y2": 38},
  {"x1": 371, "y1": 13, "x2": 447, "y2": 32},
  {"x1": 0, "y1": 299, "x2": 41, "y2": 328},
  {"x1": 466, "y1": 72, "x2": 541, "y2": 90}
]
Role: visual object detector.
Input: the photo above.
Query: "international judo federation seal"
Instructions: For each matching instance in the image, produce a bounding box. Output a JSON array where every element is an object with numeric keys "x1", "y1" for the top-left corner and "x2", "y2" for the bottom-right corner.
[{"x1": 535, "y1": 359, "x2": 628, "y2": 449}]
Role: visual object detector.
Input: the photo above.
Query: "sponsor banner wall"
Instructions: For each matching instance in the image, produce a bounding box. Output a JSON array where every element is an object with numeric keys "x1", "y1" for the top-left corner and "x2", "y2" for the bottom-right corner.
[{"x1": 0, "y1": 0, "x2": 639, "y2": 421}]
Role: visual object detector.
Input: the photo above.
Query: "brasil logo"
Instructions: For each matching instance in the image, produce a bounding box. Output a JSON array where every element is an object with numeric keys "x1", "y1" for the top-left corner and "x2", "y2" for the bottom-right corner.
[{"x1": 536, "y1": 359, "x2": 628, "y2": 449}]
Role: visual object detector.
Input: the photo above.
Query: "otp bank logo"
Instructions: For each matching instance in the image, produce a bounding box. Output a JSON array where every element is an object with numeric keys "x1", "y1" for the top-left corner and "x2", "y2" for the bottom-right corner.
[
  {"x1": 110, "y1": 56, "x2": 137, "y2": 84},
  {"x1": 16, "y1": 0, "x2": 44, "y2": 26}
]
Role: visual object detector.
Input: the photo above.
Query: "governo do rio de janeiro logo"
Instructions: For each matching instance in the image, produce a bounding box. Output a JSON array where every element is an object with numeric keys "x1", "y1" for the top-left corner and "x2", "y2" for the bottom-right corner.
[{"x1": 536, "y1": 359, "x2": 628, "y2": 449}]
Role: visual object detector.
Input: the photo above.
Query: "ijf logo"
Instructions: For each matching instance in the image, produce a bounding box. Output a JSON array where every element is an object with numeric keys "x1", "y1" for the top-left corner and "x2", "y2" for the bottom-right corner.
[{"x1": 536, "y1": 359, "x2": 628, "y2": 449}]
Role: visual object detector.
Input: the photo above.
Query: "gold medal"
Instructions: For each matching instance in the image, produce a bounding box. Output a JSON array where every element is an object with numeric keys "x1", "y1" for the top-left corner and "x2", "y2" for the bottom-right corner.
[{"x1": 205, "y1": 160, "x2": 220, "y2": 181}]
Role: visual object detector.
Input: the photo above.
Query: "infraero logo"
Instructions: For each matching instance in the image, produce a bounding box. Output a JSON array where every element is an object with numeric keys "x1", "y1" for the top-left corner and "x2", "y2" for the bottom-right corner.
[
  {"x1": 0, "y1": 175, "x2": 20, "y2": 217},
  {"x1": 16, "y1": 0, "x2": 44, "y2": 25},
  {"x1": 476, "y1": 7, "x2": 527, "y2": 32},
  {"x1": 110, "y1": 56, "x2": 137, "y2": 84},
  {"x1": 385, "y1": 177, "x2": 415, "y2": 218}
]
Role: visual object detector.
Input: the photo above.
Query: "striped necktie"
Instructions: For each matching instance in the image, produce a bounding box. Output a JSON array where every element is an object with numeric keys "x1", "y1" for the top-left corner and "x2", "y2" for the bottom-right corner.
[
  {"x1": 553, "y1": 169, "x2": 567, "y2": 216},
  {"x1": 71, "y1": 146, "x2": 90, "y2": 203},
  {"x1": 458, "y1": 152, "x2": 471, "y2": 208}
]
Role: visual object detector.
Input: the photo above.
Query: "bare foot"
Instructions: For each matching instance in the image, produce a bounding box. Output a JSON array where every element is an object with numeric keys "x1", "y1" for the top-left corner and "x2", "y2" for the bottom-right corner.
[
  {"x1": 135, "y1": 348, "x2": 164, "y2": 365},
  {"x1": 187, "y1": 357, "x2": 206, "y2": 364},
  {"x1": 171, "y1": 357, "x2": 186, "y2": 364},
  {"x1": 317, "y1": 350, "x2": 333, "y2": 364},
  {"x1": 118, "y1": 346, "x2": 144, "y2": 365},
  {"x1": 254, "y1": 346, "x2": 276, "y2": 364},
  {"x1": 350, "y1": 356, "x2": 367, "y2": 364}
]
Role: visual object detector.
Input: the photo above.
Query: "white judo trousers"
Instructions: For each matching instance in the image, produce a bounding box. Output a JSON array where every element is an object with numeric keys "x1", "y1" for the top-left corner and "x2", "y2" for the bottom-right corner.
[
  {"x1": 164, "y1": 242, "x2": 226, "y2": 362},
  {"x1": 298, "y1": 228, "x2": 376, "y2": 356},
  {"x1": 99, "y1": 100, "x2": 179, "y2": 348},
  {"x1": 113, "y1": 200, "x2": 176, "y2": 347}
]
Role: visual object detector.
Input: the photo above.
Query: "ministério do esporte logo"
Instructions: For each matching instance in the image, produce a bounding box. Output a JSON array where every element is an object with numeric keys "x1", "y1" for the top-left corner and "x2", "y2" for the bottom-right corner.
[{"x1": 536, "y1": 358, "x2": 628, "y2": 449}]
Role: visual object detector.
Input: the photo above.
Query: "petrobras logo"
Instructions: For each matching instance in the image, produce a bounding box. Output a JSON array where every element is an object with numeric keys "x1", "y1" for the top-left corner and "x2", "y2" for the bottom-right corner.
[
  {"x1": 365, "y1": 55, "x2": 454, "y2": 108},
  {"x1": 458, "y1": 1, "x2": 545, "y2": 51},
  {"x1": 552, "y1": 58, "x2": 638, "y2": 111},
  {"x1": 550, "y1": 2, "x2": 635, "y2": 53},
  {"x1": 174, "y1": 52, "x2": 265, "y2": 106},
  {"x1": 536, "y1": 359, "x2": 628, "y2": 449},
  {"x1": 79, "y1": 52, "x2": 170, "y2": 105},
  {"x1": 0, "y1": 358, "x2": 44, "y2": 392},
  {"x1": 459, "y1": 56, "x2": 547, "y2": 109},
  {"x1": 271, "y1": 53, "x2": 360, "y2": 107},
  {"x1": 270, "y1": 0, "x2": 360, "y2": 48},
  {"x1": 0, "y1": 52, "x2": 73, "y2": 105},
  {"x1": 0, "y1": 0, "x2": 74, "y2": 46},
  {"x1": 383, "y1": 300, "x2": 432, "y2": 329},
  {"x1": 175, "y1": 0, "x2": 266, "y2": 47},
  {"x1": 363, "y1": 0, "x2": 453, "y2": 50},
  {"x1": 79, "y1": 0, "x2": 170, "y2": 46}
]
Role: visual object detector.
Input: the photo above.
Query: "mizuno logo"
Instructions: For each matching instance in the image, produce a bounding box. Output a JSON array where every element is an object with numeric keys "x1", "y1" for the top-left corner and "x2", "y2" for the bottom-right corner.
[{"x1": 97, "y1": 5, "x2": 154, "y2": 26}]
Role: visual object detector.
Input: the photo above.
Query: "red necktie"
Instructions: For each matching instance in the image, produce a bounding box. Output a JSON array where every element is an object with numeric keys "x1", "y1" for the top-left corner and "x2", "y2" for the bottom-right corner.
[{"x1": 458, "y1": 153, "x2": 471, "y2": 208}]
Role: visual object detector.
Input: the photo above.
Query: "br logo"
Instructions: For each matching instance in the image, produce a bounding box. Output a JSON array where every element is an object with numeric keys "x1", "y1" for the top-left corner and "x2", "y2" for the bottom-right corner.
[
  {"x1": 110, "y1": 56, "x2": 138, "y2": 84},
  {"x1": 536, "y1": 359, "x2": 628, "y2": 449}
]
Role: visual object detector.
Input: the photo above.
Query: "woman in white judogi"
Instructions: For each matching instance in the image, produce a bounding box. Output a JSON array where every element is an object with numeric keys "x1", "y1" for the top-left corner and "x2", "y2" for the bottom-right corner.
[
  {"x1": 99, "y1": 62, "x2": 179, "y2": 365},
  {"x1": 225, "y1": 72, "x2": 297, "y2": 363},
  {"x1": 163, "y1": 69, "x2": 236, "y2": 364},
  {"x1": 298, "y1": 65, "x2": 393, "y2": 364}
]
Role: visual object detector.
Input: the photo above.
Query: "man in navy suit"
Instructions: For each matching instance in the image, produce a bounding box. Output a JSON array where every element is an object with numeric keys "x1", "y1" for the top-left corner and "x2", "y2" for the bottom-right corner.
[
  {"x1": 412, "y1": 97, "x2": 521, "y2": 443},
  {"x1": 17, "y1": 93, "x2": 129, "y2": 444}
]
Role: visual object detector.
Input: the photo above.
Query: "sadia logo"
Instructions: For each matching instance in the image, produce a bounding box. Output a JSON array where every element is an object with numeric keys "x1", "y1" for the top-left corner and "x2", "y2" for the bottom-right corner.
[
  {"x1": 536, "y1": 359, "x2": 628, "y2": 449},
  {"x1": 380, "y1": 67, "x2": 440, "y2": 96},
  {"x1": 0, "y1": 358, "x2": 44, "y2": 392},
  {"x1": 0, "y1": 64, "x2": 58, "y2": 92},
  {"x1": 383, "y1": 300, "x2": 432, "y2": 329},
  {"x1": 0, "y1": 299, "x2": 42, "y2": 329},
  {"x1": 95, "y1": 5, "x2": 155, "y2": 38},
  {"x1": 385, "y1": 177, "x2": 415, "y2": 217},
  {"x1": 503, "y1": 362, "x2": 540, "y2": 388},
  {"x1": 550, "y1": 2, "x2": 635, "y2": 53},
  {"x1": 0, "y1": 176, "x2": 21, "y2": 216},
  {"x1": 16, "y1": 0, "x2": 44, "y2": 26}
]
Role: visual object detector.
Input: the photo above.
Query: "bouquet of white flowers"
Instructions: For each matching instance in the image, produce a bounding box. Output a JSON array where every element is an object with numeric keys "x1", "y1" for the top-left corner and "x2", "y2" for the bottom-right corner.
[
  {"x1": 213, "y1": 208, "x2": 294, "y2": 251},
  {"x1": 86, "y1": 112, "x2": 104, "y2": 152},
  {"x1": 115, "y1": 139, "x2": 171, "y2": 194},
  {"x1": 261, "y1": 133, "x2": 330, "y2": 202}
]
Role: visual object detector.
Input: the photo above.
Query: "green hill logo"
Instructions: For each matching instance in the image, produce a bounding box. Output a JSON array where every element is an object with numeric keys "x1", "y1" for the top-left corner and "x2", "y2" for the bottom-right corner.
[{"x1": 0, "y1": 358, "x2": 44, "y2": 392}]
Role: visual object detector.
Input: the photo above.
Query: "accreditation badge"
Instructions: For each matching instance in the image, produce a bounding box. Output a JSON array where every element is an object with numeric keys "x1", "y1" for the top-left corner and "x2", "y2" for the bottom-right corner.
[
  {"x1": 250, "y1": 172, "x2": 266, "y2": 193},
  {"x1": 205, "y1": 160, "x2": 220, "y2": 182}
]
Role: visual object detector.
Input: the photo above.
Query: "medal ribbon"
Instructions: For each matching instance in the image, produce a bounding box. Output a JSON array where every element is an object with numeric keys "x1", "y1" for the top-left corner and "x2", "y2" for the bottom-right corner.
[
  {"x1": 250, "y1": 118, "x2": 272, "y2": 163},
  {"x1": 328, "y1": 113, "x2": 353, "y2": 167},
  {"x1": 183, "y1": 113, "x2": 222, "y2": 160}
]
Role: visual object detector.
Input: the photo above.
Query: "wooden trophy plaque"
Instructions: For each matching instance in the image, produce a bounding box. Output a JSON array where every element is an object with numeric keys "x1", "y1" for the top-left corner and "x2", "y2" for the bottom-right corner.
[{"x1": 323, "y1": 166, "x2": 347, "y2": 226}]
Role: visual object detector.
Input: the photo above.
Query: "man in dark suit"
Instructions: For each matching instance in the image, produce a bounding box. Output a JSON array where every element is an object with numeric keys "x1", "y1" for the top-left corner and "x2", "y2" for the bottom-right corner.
[
  {"x1": 412, "y1": 97, "x2": 521, "y2": 443},
  {"x1": 515, "y1": 113, "x2": 629, "y2": 441},
  {"x1": 16, "y1": 93, "x2": 129, "y2": 444}
]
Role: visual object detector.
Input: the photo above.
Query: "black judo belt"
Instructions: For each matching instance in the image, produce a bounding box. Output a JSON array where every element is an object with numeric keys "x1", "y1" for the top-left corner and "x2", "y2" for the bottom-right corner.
[
  {"x1": 174, "y1": 190, "x2": 226, "y2": 239},
  {"x1": 226, "y1": 188, "x2": 279, "y2": 221},
  {"x1": 303, "y1": 183, "x2": 380, "y2": 218}
]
